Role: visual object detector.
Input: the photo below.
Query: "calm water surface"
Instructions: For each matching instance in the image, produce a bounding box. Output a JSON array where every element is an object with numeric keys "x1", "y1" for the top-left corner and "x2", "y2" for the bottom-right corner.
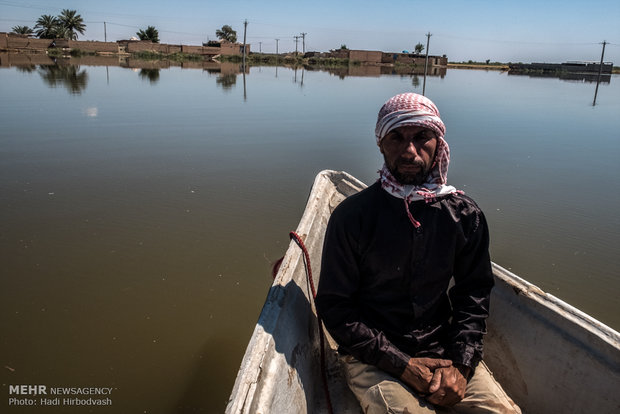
[{"x1": 1, "y1": 60, "x2": 619, "y2": 413}]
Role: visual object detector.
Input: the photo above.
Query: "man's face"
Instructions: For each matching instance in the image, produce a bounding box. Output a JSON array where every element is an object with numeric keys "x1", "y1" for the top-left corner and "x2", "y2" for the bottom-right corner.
[{"x1": 380, "y1": 125, "x2": 438, "y2": 185}]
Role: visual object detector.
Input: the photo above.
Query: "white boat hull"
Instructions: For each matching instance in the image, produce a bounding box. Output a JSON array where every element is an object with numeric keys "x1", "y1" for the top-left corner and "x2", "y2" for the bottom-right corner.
[{"x1": 227, "y1": 170, "x2": 620, "y2": 414}]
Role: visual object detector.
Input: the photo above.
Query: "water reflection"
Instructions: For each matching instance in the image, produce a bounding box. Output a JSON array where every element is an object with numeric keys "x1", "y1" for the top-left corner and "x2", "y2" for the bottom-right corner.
[
  {"x1": 216, "y1": 73, "x2": 237, "y2": 90},
  {"x1": 15, "y1": 64, "x2": 37, "y2": 73},
  {"x1": 412, "y1": 74, "x2": 421, "y2": 88},
  {"x1": 38, "y1": 64, "x2": 88, "y2": 94},
  {"x1": 1, "y1": 52, "x2": 451, "y2": 96},
  {"x1": 507, "y1": 70, "x2": 611, "y2": 83},
  {"x1": 139, "y1": 68, "x2": 161, "y2": 84},
  {"x1": 1, "y1": 60, "x2": 618, "y2": 413},
  {"x1": 322, "y1": 64, "x2": 446, "y2": 79}
]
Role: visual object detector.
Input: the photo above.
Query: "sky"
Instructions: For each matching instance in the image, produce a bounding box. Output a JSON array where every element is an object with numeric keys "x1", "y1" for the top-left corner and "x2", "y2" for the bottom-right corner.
[{"x1": 1, "y1": 0, "x2": 619, "y2": 64}]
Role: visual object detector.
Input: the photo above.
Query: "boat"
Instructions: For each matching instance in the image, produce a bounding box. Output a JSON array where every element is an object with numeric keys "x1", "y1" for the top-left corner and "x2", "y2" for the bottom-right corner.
[{"x1": 226, "y1": 170, "x2": 620, "y2": 414}]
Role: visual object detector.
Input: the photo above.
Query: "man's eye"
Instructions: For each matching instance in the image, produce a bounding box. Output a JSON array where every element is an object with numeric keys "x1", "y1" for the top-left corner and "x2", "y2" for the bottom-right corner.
[{"x1": 416, "y1": 132, "x2": 433, "y2": 141}]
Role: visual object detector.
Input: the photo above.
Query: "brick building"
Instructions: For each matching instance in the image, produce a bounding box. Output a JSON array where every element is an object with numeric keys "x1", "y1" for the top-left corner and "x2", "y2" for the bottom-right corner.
[{"x1": 0, "y1": 32, "x2": 249, "y2": 57}]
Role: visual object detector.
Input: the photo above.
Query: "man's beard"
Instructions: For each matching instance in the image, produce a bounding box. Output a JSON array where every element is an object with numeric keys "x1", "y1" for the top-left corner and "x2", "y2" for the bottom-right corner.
[{"x1": 385, "y1": 158, "x2": 429, "y2": 185}]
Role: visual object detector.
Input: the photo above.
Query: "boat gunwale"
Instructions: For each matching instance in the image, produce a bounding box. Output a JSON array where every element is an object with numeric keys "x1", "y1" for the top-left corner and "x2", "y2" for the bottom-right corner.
[
  {"x1": 227, "y1": 169, "x2": 620, "y2": 413},
  {"x1": 491, "y1": 263, "x2": 620, "y2": 349}
]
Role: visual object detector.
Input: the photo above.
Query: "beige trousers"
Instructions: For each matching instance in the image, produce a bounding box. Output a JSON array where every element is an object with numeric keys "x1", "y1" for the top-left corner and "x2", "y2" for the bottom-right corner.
[{"x1": 341, "y1": 356, "x2": 521, "y2": 414}]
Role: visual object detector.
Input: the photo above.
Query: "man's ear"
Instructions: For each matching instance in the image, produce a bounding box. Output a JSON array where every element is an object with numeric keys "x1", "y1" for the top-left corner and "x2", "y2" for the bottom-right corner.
[{"x1": 379, "y1": 141, "x2": 385, "y2": 155}]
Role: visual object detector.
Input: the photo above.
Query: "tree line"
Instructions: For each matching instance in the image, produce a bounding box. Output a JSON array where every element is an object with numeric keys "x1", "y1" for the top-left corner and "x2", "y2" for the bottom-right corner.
[
  {"x1": 132, "y1": 24, "x2": 237, "y2": 44},
  {"x1": 12, "y1": 11, "x2": 239, "y2": 46},
  {"x1": 12, "y1": 9, "x2": 85, "y2": 40}
]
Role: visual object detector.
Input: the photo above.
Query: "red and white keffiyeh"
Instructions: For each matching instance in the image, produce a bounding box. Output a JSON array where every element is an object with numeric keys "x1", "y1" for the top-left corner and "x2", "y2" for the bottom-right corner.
[{"x1": 375, "y1": 93, "x2": 458, "y2": 204}]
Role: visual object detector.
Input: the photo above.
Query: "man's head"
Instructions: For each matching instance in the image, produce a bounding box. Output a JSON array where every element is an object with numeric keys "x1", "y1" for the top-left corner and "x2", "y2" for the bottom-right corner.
[
  {"x1": 375, "y1": 93, "x2": 449, "y2": 187},
  {"x1": 380, "y1": 125, "x2": 437, "y2": 185}
]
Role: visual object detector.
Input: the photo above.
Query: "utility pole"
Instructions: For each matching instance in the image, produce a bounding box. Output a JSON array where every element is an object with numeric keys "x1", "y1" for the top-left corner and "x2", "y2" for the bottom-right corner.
[
  {"x1": 275, "y1": 38, "x2": 279, "y2": 55},
  {"x1": 242, "y1": 19, "x2": 248, "y2": 68},
  {"x1": 259, "y1": 41, "x2": 262, "y2": 54},
  {"x1": 596, "y1": 40, "x2": 607, "y2": 77},
  {"x1": 593, "y1": 40, "x2": 608, "y2": 106},
  {"x1": 423, "y1": 32, "x2": 432, "y2": 96},
  {"x1": 300, "y1": 32, "x2": 307, "y2": 54},
  {"x1": 293, "y1": 35, "x2": 301, "y2": 55},
  {"x1": 104, "y1": 21, "x2": 107, "y2": 42}
]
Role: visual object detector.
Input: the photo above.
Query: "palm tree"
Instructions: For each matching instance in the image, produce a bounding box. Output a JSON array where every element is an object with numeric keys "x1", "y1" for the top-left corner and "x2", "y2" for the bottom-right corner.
[
  {"x1": 216, "y1": 25, "x2": 237, "y2": 43},
  {"x1": 12, "y1": 25, "x2": 33, "y2": 35},
  {"x1": 136, "y1": 26, "x2": 159, "y2": 43},
  {"x1": 35, "y1": 14, "x2": 59, "y2": 39},
  {"x1": 57, "y1": 9, "x2": 86, "y2": 40}
]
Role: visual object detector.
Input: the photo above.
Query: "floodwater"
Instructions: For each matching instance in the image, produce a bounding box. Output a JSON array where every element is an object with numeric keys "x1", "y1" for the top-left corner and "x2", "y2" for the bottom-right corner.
[{"x1": 1, "y1": 55, "x2": 619, "y2": 413}]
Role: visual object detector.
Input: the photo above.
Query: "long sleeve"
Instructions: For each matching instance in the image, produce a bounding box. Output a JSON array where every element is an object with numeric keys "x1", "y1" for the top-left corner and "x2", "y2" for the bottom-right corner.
[
  {"x1": 445, "y1": 207, "x2": 494, "y2": 369},
  {"x1": 315, "y1": 202, "x2": 411, "y2": 379},
  {"x1": 316, "y1": 186, "x2": 494, "y2": 376}
]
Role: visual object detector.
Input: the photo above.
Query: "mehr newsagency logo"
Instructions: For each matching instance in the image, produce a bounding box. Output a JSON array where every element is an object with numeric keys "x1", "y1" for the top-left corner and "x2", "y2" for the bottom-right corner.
[{"x1": 8, "y1": 385, "x2": 114, "y2": 407}]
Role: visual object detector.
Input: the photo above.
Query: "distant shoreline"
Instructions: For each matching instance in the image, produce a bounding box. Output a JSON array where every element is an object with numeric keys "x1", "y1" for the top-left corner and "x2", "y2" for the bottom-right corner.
[
  {"x1": 448, "y1": 61, "x2": 619, "y2": 74},
  {"x1": 447, "y1": 63, "x2": 509, "y2": 71}
]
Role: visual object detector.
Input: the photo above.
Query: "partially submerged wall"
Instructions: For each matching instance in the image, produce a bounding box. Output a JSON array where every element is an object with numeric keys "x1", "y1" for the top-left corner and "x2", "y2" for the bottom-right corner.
[
  {"x1": 349, "y1": 50, "x2": 382, "y2": 64},
  {"x1": 0, "y1": 52, "x2": 54, "y2": 67},
  {"x1": 3, "y1": 33, "x2": 53, "y2": 51},
  {"x1": 69, "y1": 40, "x2": 118, "y2": 53}
]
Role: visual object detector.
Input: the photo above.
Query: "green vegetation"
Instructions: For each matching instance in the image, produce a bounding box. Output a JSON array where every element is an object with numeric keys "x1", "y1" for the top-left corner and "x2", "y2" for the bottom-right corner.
[
  {"x1": 33, "y1": 9, "x2": 85, "y2": 40},
  {"x1": 45, "y1": 48, "x2": 95, "y2": 58},
  {"x1": 46, "y1": 48, "x2": 63, "y2": 58},
  {"x1": 69, "y1": 49, "x2": 96, "y2": 57},
  {"x1": 447, "y1": 60, "x2": 509, "y2": 70},
  {"x1": 131, "y1": 51, "x2": 204, "y2": 62},
  {"x1": 216, "y1": 25, "x2": 237, "y2": 43},
  {"x1": 449, "y1": 60, "x2": 506, "y2": 66},
  {"x1": 613, "y1": 66, "x2": 620, "y2": 74},
  {"x1": 57, "y1": 9, "x2": 85, "y2": 40},
  {"x1": 34, "y1": 15, "x2": 59, "y2": 39},
  {"x1": 11, "y1": 25, "x2": 33, "y2": 35},
  {"x1": 394, "y1": 61, "x2": 419, "y2": 69},
  {"x1": 137, "y1": 26, "x2": 160, "y2": 43},
  {"x1": 340, "y1": 44, "x2": 348, "y2": 50},
  {"x1": 414, "y1": 42, "x2": 424, "y2": 54}
]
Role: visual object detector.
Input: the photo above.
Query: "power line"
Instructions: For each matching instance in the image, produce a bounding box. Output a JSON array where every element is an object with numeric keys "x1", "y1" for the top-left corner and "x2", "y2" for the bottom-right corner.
[
  {"x1": 433, "y1": 32, "x2": 602, "y2": 47},
  {"x1": 86, "y1": 21, "x2": 203, "y2": 37},
  {"x1": 0, "y1": 1, "x2": 60, "y2": 11},
  {"x1": 0, "y1": 18, "x2": 34, "y2": 23}
]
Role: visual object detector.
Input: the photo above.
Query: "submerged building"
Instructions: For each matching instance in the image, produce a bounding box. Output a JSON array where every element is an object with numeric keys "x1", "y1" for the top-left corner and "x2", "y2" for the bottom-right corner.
[
  {"x1": 0, "y1": 32, "x2": 249, "y2": 58},
  {"x1": 509, "y1": 61, "x2": 613, "y2": 74},
  {"x1": 325, "y1": 48, "x2": 447, "y2": 67}
]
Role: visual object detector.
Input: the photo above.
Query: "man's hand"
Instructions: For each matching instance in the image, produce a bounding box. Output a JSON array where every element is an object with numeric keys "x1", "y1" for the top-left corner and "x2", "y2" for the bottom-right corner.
[
  {"x1": 399, "y1": 357, "x2": 452, "y2": 394},
  {"x1": 426, "y1": 364, "x2": 471, "y2": 407}
]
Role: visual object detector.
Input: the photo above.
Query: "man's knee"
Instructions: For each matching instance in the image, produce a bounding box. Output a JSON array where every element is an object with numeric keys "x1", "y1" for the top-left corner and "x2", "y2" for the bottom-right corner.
[
  {"x1": 457, "y1": 362, "x2": 522, "y2": 414},
  {"x1": 360, "y1": 380, "x2": 435, "y2": 414}
]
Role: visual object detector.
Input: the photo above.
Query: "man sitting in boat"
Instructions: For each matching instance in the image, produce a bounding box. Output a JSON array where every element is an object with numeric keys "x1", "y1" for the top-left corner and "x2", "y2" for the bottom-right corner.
[{"x1": 316, "y1": 93, "x2": 521, "y2": 413}]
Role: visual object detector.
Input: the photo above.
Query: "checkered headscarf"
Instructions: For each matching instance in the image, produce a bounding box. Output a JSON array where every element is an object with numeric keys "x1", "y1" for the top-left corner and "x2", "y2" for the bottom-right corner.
[
  {"x1": 375, "y1": 93, "x2": 457, "y2": 214},
  {"x1": 375, "y1": 93, "x2": 446, "y2": 146}
]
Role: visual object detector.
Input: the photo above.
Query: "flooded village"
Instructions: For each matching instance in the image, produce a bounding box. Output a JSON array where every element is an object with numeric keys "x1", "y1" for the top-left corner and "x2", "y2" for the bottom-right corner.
[
  {"x1": 1, "y1": 4, "x2": 619, "y2": 411},
  {"x1": 2, "y1": 30, "x2": 614, "y2": 85}
]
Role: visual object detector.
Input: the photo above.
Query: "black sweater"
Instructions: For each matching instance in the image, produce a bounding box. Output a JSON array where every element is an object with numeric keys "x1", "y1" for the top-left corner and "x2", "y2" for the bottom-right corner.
[{"x1": 315, "y1": 182, "x2": 494, "y2": 379}]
